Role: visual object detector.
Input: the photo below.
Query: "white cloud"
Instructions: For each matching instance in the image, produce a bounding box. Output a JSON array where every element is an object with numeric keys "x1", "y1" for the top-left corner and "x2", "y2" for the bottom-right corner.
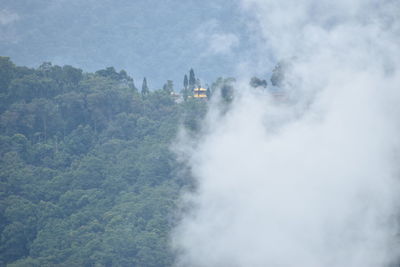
[
  {"x1": 208, "y1": 32, "x2": 239, "y2": 55},
  {"x1": 173, "y1": 0, "x2": 400, "y2": 266},
  {"x1": 195, "y1": 19, "x2": 239, "y2": 55},
  {"x1": 0, "y1": 9, "x2": 19, "y2": 25}
]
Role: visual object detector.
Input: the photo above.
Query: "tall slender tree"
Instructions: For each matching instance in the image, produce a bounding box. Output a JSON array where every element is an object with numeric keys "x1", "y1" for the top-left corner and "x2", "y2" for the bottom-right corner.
[
  {"x1": 182, "y1": 75, "x2": 189, "y2": 101},
  {"x1": 141, "y1": 77, "x2": 149, "y2": 96},
  {"x1": 183, "y1": 74, "x2": 188, "y2": 90},
  {"x1": 206, "y1": 85, "x2": 211, "y2": 99},
  {"x1": 189, "y1": 68, "x2": 196, "y2": 90}
]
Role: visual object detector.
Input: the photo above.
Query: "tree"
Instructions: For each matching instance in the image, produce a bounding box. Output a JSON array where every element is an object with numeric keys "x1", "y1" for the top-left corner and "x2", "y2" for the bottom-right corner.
[
  {"x1": 141, "y1": 77, "x2": 149, "y2": 96},
  {"x1": 250, "y1": 77, "x2": 267, "y2": 88},
  {"x1": 0, "y1": 56, "x2": 15, "y2": 94},
  {"x1": 271, "y1": 60, "x2": 290, "y2": 87},
  {"x1": 0, "y1": 57, "x2": 203, "y2": 267},
  {"x1": 62, "y1": 65, "x2": 83, "y2": 86},
  {"x1": 189, "y1": 68, "x2": 196, "y2": 90},
  {"x1": 183, "y1": 74, "x2": 188, "y2": 90},
  {"x1": 211, "y1": 77, "x2": 236, "y2": 102},
  {"x1": 55, "y1": 91, "x2": 87, "y2": 133},
  {"x1": 30, "y1": 98, "x2": 60, "y2": 142},
  {"x1": 130, "y1": 80, "x2": 138, "y2": 91},
  {"x1": 8, "y1": 74, "x2": 58, "y2": 102},
  {"x1": 162, "y1": 80, "x2": 173, "y2": 93},
  {"x1": 96, "y1": 67, "x2": 119, "y2": 80},
  {"x1": 206, "y1": 86, "x2": 211, "y2": 99},
  {"x1": 38, "y1": 62, "x2": 52, "y2": 74},
  {"x1": 96, "y1": 67, "x2": 136, "y2": 91},
  {"x1": 183, "y1": 75, "x2": 189, "y2": 102}
]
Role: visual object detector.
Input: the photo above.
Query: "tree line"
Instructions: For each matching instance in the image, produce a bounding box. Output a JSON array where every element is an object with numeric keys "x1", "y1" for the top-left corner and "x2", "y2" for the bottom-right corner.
[
  {"x1": 0, "y1": 55, "x2": 285, "y2": 266},
  {"x1": 0, "y1": 56, "x2": 210, "y2": 267}
]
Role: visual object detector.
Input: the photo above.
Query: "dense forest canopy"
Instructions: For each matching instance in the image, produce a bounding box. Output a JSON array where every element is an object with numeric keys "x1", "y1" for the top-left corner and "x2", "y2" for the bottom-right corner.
[{"x1": 0, "y1": 56, "x2": 211, "y2": 266}]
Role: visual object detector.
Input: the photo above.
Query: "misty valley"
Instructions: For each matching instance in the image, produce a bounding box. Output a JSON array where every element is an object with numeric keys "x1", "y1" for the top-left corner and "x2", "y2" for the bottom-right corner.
[{"x1": 2, "y1": 0, "x2": 400, "y2": 266}]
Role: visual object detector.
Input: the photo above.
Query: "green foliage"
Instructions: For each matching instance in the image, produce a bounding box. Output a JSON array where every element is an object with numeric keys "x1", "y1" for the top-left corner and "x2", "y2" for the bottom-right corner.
[
  {"x1": 188, "y1": 68, "x2": 196, "y2": 90},
  {"x1": 271, "y1": 60, "x2": 291, "y2": 87},
  {"x1": 182, "y1": 75, "x2": 189, "y2": 102},
  {"x1": 141, "y1": 77, "x2": 150, "y2": 97},
  {"x1": 0, "y1": 57, "x2": 15, "y2": 97},
  {"x1": 163, "y1": 80, "x2": 174, "y2": 93},
  {"x1": 183, "y1": 74, "x2": 188, "y2": 90},
  {"x1": 95, "y1": 67, "x2": 136, "y2": 91},
  {"x1": 211, "y1": 77, "x2": 236, "y2": 102},
  {"x1": 181, "y1": 98, "x2": 208, "y2": 132},
  {"x1": 0, "y1": 58, "x2": 207, "y2": 267},
  {"x1": 250, "y1": 76, "x2": 267, "y2": 88}
]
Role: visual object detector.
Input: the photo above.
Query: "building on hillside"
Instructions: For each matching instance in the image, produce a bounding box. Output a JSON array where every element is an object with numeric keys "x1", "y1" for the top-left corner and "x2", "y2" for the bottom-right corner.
[{"x1": 193, "y1": 87, "x2": 208, "y2": 99}]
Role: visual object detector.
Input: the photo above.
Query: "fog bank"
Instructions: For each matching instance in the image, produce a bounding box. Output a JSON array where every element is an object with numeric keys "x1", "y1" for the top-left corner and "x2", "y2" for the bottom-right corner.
[{"x1": 172, "y1": 0, "x2": 400, "y2": 266}]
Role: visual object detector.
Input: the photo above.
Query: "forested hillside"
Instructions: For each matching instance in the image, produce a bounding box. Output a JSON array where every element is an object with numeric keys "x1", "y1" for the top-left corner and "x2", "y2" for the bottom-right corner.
[{"x1": 0, "y1": 56, "x2": 207, "y2": 266}]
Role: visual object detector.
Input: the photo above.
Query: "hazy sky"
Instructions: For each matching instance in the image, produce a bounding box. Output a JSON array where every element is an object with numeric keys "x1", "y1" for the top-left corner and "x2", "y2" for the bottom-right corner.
[{"x1": 0, "y1": 0, "x2": 263, "y2": 88}]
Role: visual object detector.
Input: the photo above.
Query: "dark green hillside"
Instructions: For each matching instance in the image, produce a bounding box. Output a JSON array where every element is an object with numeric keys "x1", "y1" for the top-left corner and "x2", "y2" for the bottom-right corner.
[{"x1": 0, "y1": 57, "x2": 206, "y2": 267}]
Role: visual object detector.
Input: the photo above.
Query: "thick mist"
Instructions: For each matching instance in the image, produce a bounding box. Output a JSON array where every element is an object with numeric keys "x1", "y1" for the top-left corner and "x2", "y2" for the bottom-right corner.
[{"x1": 172, "y1": 0, "x2": 400, "y2": 266}]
